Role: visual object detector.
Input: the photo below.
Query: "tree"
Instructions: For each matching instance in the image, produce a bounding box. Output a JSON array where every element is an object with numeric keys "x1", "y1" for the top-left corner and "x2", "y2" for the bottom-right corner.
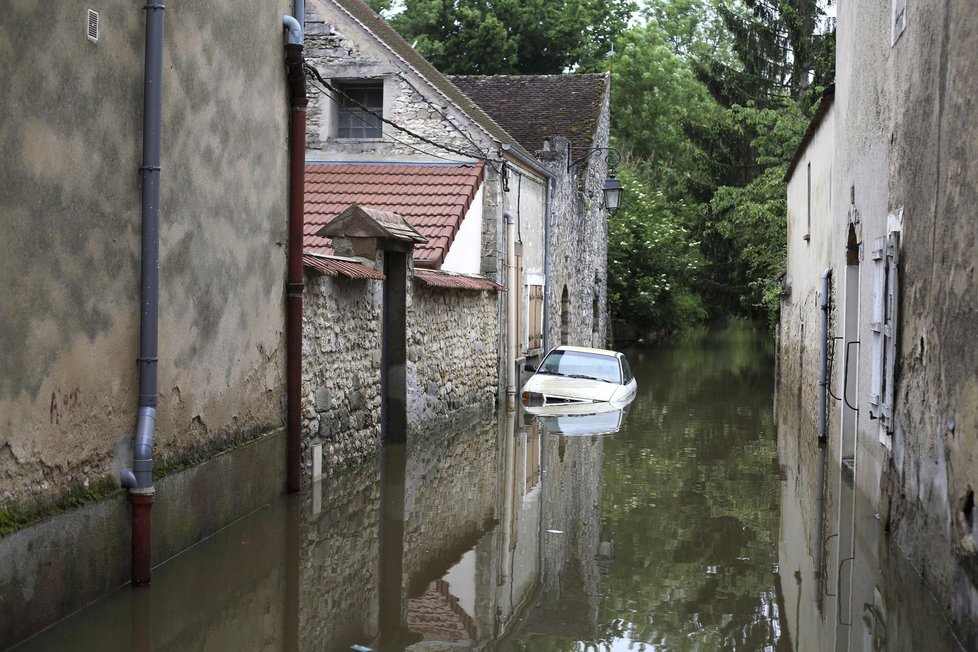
[
  {"x1": 387, "y1": 0, "x2": 635, "y2": 74},
  {"x1": 607, "y1": 169, "x2": 707, "y2": 338}
]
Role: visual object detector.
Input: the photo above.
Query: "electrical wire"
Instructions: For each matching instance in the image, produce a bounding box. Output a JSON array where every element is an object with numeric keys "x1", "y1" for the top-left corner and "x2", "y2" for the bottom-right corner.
[
  {"x1": 393, "y1": 71, "x2": 494, "y2": 161},
  {"x1": 304, "y1": 63, "x2": 490, "y2": 162}
]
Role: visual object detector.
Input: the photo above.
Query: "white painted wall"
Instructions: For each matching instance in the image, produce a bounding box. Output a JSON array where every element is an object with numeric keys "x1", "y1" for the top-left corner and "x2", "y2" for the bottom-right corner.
[{"x1": 441, "y1": 185, "x2": 484, "y2": 274}]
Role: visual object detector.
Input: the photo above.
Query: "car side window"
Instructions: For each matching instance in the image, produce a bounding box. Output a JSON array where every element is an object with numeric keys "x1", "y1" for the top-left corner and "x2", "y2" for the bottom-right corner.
[{"x1": 620, "y1": 357, "x2": 633, "y2": 384}]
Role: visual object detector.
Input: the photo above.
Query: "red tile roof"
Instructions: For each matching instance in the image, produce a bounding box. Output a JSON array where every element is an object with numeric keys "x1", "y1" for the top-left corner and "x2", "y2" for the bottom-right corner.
[
  {"x1": 303, "y1": 253, "x2": 385, "y2": 280},
  {"x1": 305, "y1": 162, "x2": 485, "y2": 269}
]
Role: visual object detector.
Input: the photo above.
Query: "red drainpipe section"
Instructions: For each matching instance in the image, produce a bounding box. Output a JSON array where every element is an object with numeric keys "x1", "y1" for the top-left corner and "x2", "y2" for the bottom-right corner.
[{"x1": 284, "y1": 42, "x2": 307, "y2": 494}]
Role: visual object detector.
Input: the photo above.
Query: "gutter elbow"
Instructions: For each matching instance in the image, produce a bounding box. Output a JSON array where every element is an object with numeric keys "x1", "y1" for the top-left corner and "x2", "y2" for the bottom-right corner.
[{"x1": 283, "y1": 15, "x2": 303, "y2": 45}]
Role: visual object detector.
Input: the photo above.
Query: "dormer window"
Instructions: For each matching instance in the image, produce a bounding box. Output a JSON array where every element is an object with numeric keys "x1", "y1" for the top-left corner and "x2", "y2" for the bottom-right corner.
[{"x1": 337, "y1": 81, "x2": 383, "y2": 139}]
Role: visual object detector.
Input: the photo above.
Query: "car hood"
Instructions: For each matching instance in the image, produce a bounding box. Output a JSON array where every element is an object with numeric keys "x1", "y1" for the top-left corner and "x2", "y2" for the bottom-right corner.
[{"x1": 521, "y1": 374, "x2": 621, "y2": 403}]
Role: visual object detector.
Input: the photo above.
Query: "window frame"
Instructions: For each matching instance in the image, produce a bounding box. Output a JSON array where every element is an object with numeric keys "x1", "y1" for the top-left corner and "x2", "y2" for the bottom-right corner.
[{"x1": 335, "y1": 80, "x2": 384, "y2": 140}]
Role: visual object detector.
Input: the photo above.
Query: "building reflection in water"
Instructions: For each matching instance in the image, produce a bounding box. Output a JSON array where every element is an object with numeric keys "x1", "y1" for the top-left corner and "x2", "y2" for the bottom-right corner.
[
  {"x1": 776, "y1": 395, "x2": 960, "y2": 651},
  {"x1": 15, "y1": 403, "x2": 618, "y2": 651}
]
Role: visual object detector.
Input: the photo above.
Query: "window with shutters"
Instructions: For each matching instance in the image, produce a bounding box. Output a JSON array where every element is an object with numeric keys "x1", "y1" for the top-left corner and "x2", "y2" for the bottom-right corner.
[
  {"x1": 528, "y1": 284, "x2": 544, "y2": 352},
  {"x1": 868, "y1": 230, "x2": 900, "y2": 436}
]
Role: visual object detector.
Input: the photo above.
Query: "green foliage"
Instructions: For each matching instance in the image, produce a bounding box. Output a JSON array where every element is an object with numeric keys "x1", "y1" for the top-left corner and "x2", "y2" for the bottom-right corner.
[
  {"x1": 708, "y1": 100, "x2": 806, "y2": 324},
  {"x1": 608, "y1": 169, "x2": 707, "y2": 337},
  {"x1": 387, "y1": 0, "x2": 635, "y2": 74}
]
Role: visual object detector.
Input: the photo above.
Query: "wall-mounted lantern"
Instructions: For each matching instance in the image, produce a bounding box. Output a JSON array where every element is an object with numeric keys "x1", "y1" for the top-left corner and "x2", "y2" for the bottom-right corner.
[{"x1": 567, "y1": 144, "x2": 624, "y2": 213}]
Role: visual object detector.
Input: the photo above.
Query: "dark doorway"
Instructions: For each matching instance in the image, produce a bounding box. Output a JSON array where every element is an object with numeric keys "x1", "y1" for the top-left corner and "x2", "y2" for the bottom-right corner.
[{"x1": 382, "y1": 250, "x2": 408, "y2": 443}]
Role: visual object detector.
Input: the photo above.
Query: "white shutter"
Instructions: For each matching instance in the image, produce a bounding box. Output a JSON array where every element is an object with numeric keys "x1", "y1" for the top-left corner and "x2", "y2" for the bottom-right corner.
[
  {"x1": 868, "y1": 237, "x2": 885, "y2": 410},
  {"x1": 880, "y1": 232, "x2": 900, "y2": 433}
]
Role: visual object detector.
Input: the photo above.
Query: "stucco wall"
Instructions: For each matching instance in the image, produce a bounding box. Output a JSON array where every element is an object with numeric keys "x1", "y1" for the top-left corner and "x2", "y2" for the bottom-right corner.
[
  {"x1": 0, "y1": 2, "x2": 288, "y2": 523},
  {"x1": 779, "y1": 104, "x2": 836, "y2": 488},
  {"x1": 780, "y1": 0, "x2": 978, "y2": 644},
  {"x1": 879, "y1": 0, "x2": 978, "y2": 640}
]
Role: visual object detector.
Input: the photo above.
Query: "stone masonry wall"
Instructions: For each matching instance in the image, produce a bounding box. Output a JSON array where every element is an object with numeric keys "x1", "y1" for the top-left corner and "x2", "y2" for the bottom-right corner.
[
  {"x1": 541, "y1": 131, "x2": 611, "y2": 351},
  {"x1": 304, "y1": 0, "x2": 496, "y2": 161},
  {"x1": 406, "y1": 284, "x2": 499, "y2": 434},
  {"x1": 302, "y1": 271, "x2": 383, "y2": 477},
  {"x1": 302, "y1": 269, "x2": 501, "y2": 478}
]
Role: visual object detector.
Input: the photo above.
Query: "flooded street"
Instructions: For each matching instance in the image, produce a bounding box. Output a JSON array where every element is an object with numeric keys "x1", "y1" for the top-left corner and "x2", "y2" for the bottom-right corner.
[{"x1": 14, "y1": 326, "x2": 960, "y2": 651}]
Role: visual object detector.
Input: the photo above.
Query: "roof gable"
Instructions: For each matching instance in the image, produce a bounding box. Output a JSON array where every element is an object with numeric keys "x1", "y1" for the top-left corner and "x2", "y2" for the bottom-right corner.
[
  {"x1": 304, "y1": 161, "x2": 485, "y2": 269},
  {"x1": 311, "y1": 0, "x2": 538, "y2": 163}
]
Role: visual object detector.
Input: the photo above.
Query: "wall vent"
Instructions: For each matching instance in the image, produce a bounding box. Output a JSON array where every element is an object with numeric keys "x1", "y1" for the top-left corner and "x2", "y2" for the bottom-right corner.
[{"x1": 87, "y1": 9, "x2": 99, "y2": 43}]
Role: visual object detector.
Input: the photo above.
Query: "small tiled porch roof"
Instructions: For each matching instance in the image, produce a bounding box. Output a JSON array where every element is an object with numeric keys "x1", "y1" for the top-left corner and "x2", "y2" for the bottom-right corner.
[
  {"x1": 414, "y1": 269, "x2": 504, "y2": 292},
  {"x1": 305, "y1": 161, "x2": 485, "y2": 269},
  {"x1": 302, "y1": 253, "x2": 385, "y2": 280}
]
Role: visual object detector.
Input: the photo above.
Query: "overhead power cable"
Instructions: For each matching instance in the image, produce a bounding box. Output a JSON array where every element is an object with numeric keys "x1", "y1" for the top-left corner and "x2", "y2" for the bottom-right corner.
[{"x1": 304, "y1": 63, "x2": 492, "y2": 163}]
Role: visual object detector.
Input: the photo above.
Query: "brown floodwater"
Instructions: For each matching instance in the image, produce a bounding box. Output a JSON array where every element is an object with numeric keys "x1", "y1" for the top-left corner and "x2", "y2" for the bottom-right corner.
[{"x1": 11, "y1": 324, "x2": 961, "y2": 651}]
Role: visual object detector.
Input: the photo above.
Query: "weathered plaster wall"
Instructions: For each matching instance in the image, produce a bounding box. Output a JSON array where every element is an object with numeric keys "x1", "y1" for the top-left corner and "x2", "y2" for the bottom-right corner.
[
  {"x1": 780, "y1": 0, "x2": 978, "y2": 644},
  {"x1": 0, "y1": 2, "x2": 288, "y2": 522},
  {"x1": 502, "y1": 166, "x2": 548, "y2": 358},
  {"x1": 0, "y1": 428, "x2": 286, "y2": 647},
  {"x1": 779, "y1": 105, "x2": 837, "y2": 490},
  {"x1": 880, "y1": 0, "x2": 978, "y2": 641}
]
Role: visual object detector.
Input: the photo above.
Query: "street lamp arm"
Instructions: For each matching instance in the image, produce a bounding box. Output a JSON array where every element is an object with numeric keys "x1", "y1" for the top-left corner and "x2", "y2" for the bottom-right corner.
[{"x1": 567, "y1": 144, "x2": 622, "y2": 173}]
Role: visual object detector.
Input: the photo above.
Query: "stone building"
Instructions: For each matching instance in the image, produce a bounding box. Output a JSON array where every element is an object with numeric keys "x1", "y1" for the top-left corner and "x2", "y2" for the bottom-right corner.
[
  {"x1": 779, "y1": 0, "x2": 978, "y2": 645},
  {"x1": 298, "y1": 0, "x2": 614, "y2": 477},
  {"x1": 449, "y1": 74, "x2": 614, "y2": 359},
  {"x1": 0, "y1": 2, "x2": 300, "y2": 646}
]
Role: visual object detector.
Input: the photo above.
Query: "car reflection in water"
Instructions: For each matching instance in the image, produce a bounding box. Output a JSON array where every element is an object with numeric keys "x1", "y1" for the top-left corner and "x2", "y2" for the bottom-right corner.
[{"x1": 524, "y1": 398, "x2": 632, "y2": 436}]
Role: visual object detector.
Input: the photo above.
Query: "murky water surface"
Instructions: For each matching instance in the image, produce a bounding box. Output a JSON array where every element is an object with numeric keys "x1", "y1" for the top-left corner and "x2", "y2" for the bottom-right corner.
[{"x1": 15, "y1": 325, "x2": 960, "y2": 650}]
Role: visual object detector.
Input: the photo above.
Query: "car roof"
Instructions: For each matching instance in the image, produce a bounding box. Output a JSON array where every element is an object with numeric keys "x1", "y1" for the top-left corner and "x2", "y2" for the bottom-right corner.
[{"x1": 551, "y1": 345, "x2": 622, "y2": 358}]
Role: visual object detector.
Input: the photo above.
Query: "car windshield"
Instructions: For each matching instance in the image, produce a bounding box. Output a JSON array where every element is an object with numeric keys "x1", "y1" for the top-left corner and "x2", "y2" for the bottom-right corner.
[{"x1": 536, "y1": 350, "x2": 623, "y2": 384}]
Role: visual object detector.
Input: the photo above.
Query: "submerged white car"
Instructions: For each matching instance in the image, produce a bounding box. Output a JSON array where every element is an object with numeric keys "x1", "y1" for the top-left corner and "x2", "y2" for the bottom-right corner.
[{"x1": 520, "y1": 346, "x2": 637, "y2": 408}]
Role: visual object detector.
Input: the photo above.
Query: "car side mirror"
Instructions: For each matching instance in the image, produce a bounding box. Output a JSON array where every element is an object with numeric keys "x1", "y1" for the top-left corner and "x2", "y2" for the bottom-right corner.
[{"x1": 524, "y1": 363, "x2": 537, "y2": 373}]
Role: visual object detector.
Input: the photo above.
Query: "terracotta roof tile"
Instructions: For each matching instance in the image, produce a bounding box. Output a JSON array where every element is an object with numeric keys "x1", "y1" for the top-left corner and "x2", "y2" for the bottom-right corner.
[{"x1": 304, "y1": 162, "x2": 485, "y2": 269}]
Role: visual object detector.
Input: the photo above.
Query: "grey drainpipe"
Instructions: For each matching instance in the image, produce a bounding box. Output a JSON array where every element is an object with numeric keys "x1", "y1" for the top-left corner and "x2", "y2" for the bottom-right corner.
[
  {"x1": 119, "y1": 0, "x2": 165, "y2": 587},
  {"x1": 283, "y1": 2, "x2": 306, "y2": 492},
  {"x1": 542, "y1": 177, "x2": 552, "y2": 353},
  {"x1": 818, "y1": 267, "x2": 832, "y2": 444}
]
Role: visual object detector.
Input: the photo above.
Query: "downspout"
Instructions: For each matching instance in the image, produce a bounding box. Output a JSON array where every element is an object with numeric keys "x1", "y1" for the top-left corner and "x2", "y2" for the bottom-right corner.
[
  {"x1": 818, "y1": 267, "x2": 832, "y2": 444},
  {"x1": 283, "y1": 6, "x2": 306, "y2": 493},
  {"x1": 542, "y1": 177, "x2": 552, "y2": 353},
  {"x1": 119, "y1": 0, "x2": 165, "y2": 587},
  {"x1": 505, "y1": 211, "x2": 517, "y2": 406}
]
